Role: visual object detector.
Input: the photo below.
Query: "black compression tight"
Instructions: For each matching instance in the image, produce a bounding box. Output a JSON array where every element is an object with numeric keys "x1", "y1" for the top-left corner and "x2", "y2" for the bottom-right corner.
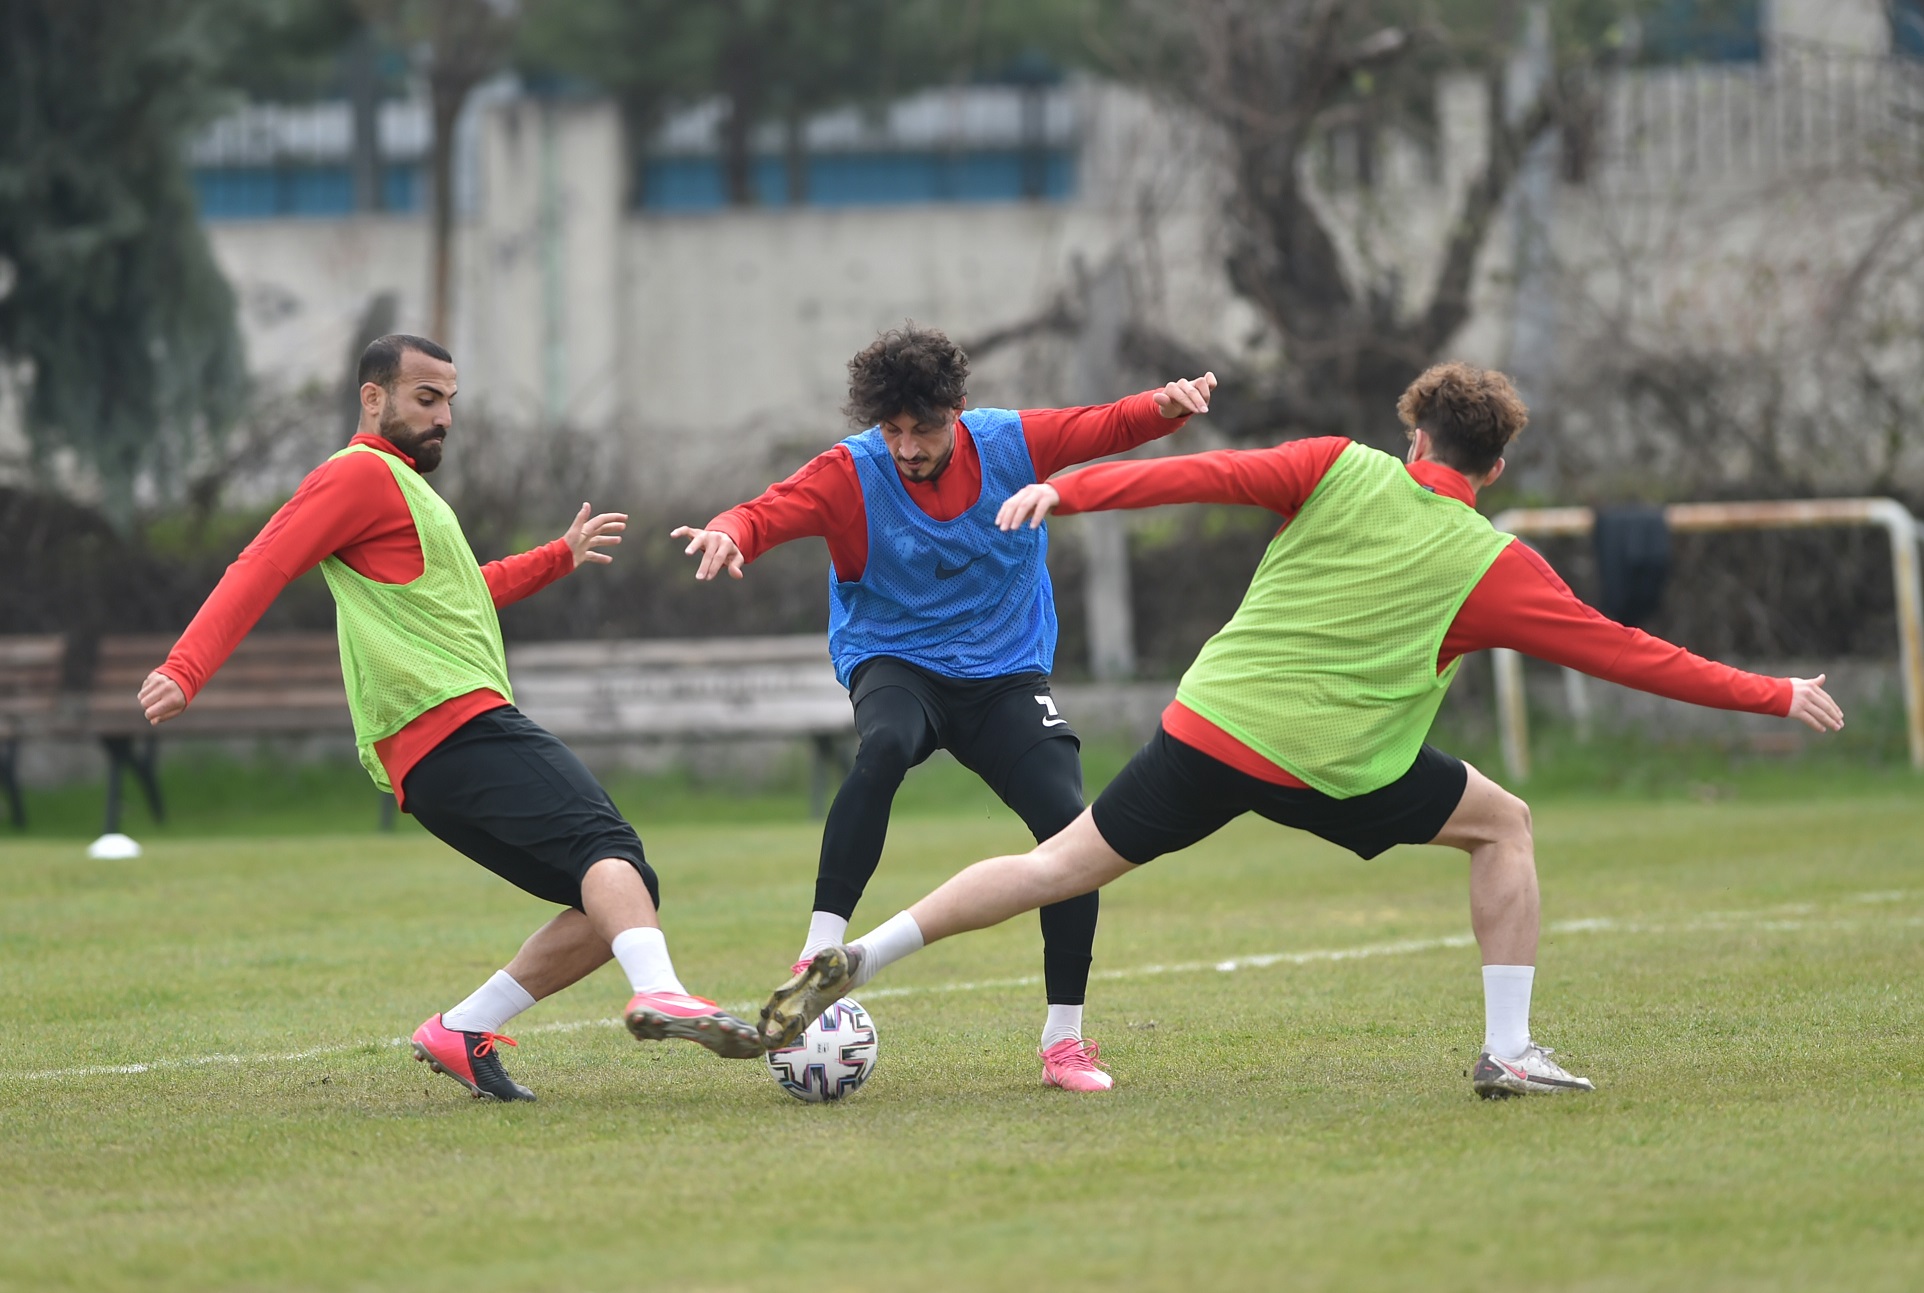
[{"x1": 813, "y1": 687, "x2": 1099, "y2": 1005}]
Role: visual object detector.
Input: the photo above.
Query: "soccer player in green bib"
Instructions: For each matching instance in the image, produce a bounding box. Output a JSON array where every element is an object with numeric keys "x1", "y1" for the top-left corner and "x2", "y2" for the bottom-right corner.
[
  {"x1": 759, "y1": 362, "x2": 1846, "y2": 1098},
  {"x1": 139, "y1": 334, "x2": 762, "y2": 1102}
]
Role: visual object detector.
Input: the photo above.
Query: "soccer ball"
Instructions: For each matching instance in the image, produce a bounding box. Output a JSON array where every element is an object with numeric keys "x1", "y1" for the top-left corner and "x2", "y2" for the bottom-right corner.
[{"x1": 764, "y1": 999, "x2": 879, "y2": 1102}]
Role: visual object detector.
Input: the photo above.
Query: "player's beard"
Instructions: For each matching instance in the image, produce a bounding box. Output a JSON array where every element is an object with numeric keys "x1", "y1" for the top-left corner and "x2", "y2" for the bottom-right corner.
[
  {"x1": 379, "y1": 408, "x2": 445, "y2": 473},
  {"x1": 896, "y1": 440, "x2": 953, "y2": 483}
]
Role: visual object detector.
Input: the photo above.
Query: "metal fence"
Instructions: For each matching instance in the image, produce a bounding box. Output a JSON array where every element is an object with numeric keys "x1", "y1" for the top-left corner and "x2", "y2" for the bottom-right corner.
[{"x1": 1597, "y1": 41, "x2": 1924, "y2": 179}]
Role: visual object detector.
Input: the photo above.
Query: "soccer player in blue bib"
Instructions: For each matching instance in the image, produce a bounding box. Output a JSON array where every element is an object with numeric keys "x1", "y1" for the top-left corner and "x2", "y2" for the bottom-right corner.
[{"x1": 675, "y1": 325, "x2": 1214, "y2": 1090}]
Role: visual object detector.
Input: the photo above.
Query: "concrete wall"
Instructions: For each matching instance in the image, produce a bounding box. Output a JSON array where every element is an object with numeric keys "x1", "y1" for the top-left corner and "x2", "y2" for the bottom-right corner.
[{"x1": 188, "y1": 80, "x2": 1261, "y2": 505}]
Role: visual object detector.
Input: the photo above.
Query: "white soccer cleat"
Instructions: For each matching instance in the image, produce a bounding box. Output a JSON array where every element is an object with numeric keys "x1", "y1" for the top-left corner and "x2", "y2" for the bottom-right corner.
[{"x1": 1471, "y1": 1042, "x2": 1596, "y2": 1098}]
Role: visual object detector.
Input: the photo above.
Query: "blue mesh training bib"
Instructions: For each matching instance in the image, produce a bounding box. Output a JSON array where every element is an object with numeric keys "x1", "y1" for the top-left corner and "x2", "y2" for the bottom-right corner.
[{"x1": 828, "y1": 408, "x2": 1057, "y2": 686}]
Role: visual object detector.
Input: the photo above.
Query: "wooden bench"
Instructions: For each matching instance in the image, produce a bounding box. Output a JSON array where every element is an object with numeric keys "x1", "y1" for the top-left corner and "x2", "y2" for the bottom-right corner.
[
  {"x1": 86, "y1": 632, "x2": 359, "y2": 833},
  {"x1": 0, "y1": 635, "x2": 68, "y2": 828},
  {"x1": 8, "y1": 631, "x2": 852, "y2": 833},
  {"x1": 505, "y1": 635, "x2": 855, "y2": 815}
]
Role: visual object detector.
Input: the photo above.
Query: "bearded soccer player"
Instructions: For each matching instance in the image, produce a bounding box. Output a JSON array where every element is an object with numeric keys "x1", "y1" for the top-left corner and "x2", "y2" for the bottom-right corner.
[
  {"x1": 673, "y1": 325, "x2": 1215, "y2": 1092},
  {"x1": 139, "y1": 334, "x2": 762, "y2": 1103},
  {"x1": 759, "y1": 361, "x2": 1846, "y2": 1098}
]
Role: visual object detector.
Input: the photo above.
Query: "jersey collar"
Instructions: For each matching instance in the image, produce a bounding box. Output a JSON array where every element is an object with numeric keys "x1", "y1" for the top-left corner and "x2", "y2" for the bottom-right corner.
[{"x1": 1407, "y1": 457, "x2": 1476, "y2": 506}]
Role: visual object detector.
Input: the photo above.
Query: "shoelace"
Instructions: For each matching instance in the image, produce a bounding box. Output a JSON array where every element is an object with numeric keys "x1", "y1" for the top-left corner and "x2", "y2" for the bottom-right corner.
[
  {"x1": 1047, "y1": 1041, "x2": 1104, "y2": 1070},
  {"x1": 470, "y1": 1031, "x2": 518, "y2": 1058}
]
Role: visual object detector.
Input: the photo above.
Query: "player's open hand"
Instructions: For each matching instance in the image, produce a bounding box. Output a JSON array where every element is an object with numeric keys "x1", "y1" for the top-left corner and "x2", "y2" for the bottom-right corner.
[
  {"x1": 671, "y1": 525, "x2": 746, "y2": 580},
  {"x1": 1786, "y1": 674, "x2": 1844, "y2": 732},
  {"x1": 138, "y1": 671, "x2": 186, "y2": 726},
  {"x1": 997, "y1": 482, "x2": 1061, "y2": 531},
  {"x1": 564, "y1": 503, "x2": 627, "y2": 569},
  {"x1": 1154, "y1": 371, "x2": 1216, "y2": 419}
]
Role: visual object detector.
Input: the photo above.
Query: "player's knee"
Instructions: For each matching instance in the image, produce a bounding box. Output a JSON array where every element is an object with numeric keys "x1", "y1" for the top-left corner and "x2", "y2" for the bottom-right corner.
[
  {"x1": 852, "y1": 729, "x2": 916, "y2": 781},
  {"x1": 1026, "y1": 795, "x2": 1085, "y2": 844},
  {"x1": 1497, "y1": 790, "x2": 1533, "y2": 843}
]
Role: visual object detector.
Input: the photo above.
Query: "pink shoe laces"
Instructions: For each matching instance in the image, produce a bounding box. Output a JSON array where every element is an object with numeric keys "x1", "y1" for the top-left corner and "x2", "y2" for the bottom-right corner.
[{"x1": 1042, "y1": 1039, "x2": 1104, "y2": 1072}]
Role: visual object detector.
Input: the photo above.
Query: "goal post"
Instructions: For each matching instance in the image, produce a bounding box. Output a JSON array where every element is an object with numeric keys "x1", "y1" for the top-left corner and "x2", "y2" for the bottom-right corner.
[{"x1": 1487, "y1": 498, "x2": 1924, "y2": 781}]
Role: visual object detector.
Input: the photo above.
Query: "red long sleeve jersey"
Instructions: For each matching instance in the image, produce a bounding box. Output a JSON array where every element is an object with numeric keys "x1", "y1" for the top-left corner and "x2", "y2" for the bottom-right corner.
[
  {"x1": 157, "y1": 433, "x2": 575, "y2": 804},
  {"x1": 1050, "y1": 436, "x2": 1793, "y2": 788},
  {"x1": 706, "y1": 391, "x2": 1189, "y2": 579}
]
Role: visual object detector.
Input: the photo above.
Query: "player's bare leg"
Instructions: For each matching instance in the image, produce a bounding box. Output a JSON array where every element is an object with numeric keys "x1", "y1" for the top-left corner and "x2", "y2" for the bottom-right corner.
[
  {"x1": 414, "y1": 862, "x2": 759, "y2": 1100},
  {"x1": 1429, "y1": 766, "x2": 1540, "y2": 967},
  {"x1": 910, "y1": 811, "x2": 1134, "y2": 942},
  {"x1": 1429, "y1": 764, "x2": 1592, "y2": 1097},
  {"x1": 503, "y1": 909, "x2": 612, "y2": 997}
]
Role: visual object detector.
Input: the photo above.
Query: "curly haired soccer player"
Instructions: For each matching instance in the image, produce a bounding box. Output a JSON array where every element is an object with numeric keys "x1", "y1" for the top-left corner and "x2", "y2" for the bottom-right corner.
[
  {"x1": 759, "y1": 361, "x2": 1846, "y2": 1098},
  {"x1": 674, "y1": 324, "x2": 1215, "y2": 1092},
  {"x1": 138, "y1": 334, "x2": 762, "y2": 1103}
]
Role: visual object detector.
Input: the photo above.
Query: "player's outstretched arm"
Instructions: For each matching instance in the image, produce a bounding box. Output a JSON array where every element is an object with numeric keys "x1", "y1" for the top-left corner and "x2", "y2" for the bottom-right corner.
[
  {"x1": 1786, "y1": 674, "x2": 1845, "y2": 732},
  {"x1": 563, "y1": 503, "x2": 626, "y2": 567},
  {"x1": 1000, "y1": 439, "x2": 1349, "y2": 530},
  {"x1": 671, "y1": 525, "x2": 746, "y2": 581},
  {"x1": 137, "y1": 451, "x2": 402, "y2": 726}
]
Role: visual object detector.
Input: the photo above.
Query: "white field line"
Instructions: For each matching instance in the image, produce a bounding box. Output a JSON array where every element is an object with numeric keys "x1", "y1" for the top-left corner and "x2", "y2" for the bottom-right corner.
[{"x1": 6, "y1": 894, "x2": 1915, "y2": 1086}]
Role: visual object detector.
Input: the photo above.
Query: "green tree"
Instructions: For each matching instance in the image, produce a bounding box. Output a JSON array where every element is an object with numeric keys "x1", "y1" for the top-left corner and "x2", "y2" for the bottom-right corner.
[
  {"x1": 211, "y1": 0, "x2": 367, "y2": 102},
  {"x1": 0, "y1": 0, "x2": 248, "y2": 516}
]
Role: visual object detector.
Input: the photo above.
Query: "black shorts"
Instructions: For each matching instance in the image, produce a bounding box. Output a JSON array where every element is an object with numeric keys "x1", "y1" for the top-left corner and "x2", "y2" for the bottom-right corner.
[
  {"x1": 1091, "y1": 727, "x2": 1468, "y2": 863},
  {"x1": 848, "y1": 656, "x2": 1078, "y2": 796},
  {"x1": 401, "y1": 706, "x2": 656, "y2": 910}
]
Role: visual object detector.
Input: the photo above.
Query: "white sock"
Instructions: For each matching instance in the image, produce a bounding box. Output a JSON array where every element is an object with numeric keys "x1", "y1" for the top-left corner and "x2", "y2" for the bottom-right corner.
[
  {"x1": 1482, "y1": 964, "x2": 1535, "y2": 1059},
  {"x1": 1040, "y1": 1004, "x2": 1084, "y2": 1051},
  {"x1": 799, "y1": 911, "x2": 850, "y2": 961},
  {"x1": 611, "y1": 927, "x2": 687, "y2": 995},
  {"x1": 440, "y1": 970, "x2": 537, "y2": 1035},
  {"x1": 848, "y1": 911, "x2": 925, "y2": 989}
]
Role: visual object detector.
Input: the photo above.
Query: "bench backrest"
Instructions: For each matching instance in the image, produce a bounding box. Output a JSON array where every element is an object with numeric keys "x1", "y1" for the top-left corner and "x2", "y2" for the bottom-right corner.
[
  {"x1": 0, "y1": 635, "x2": 66, "y2": 734},
  {"x1": 506, "y1": 635, "x2": 851, "y2": 738},
  {"x1": 72, "y1": 631, "x2": 846, "y2": 741},
  {"x1": 89, "y1": 632, "x2": 350, "y2": 737}
]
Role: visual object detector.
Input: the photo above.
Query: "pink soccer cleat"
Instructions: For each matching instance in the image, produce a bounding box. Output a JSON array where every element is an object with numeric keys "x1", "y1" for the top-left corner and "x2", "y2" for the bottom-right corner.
[
  {"x1": 1040, "y1": 1038, "x2": 1115, "y2": 1092},
  {"x1": 624, "y1": 990, "x2": 764, "y2": 1058},
  {"x1": 410, "y1": 1013, "x2": 536, "y2": 1102}
]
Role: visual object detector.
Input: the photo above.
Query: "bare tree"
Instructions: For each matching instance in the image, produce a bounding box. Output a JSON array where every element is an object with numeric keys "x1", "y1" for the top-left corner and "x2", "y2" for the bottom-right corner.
[
  {"x1": 360, "y1": 0, "x2": 519, "y2": 343},
  {"x1": 1089, "y1": 0, "x2": 1572, "y2": 448}
]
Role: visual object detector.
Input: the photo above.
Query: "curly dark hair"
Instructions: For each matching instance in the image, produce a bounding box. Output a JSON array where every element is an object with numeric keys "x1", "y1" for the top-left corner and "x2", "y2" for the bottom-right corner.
[
  {"x1": 1395, "y1": 361, "x2": 1529, "y2": 475},
  {"x1": 843, "y1": 324, "x2": 969, "y2": 428}
]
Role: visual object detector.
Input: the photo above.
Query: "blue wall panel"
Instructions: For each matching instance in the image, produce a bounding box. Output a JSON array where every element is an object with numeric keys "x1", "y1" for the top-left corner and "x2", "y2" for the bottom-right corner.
[
  {"x1": 639, "y1": 148, "x2": 1077, "y2": 212},
  {"x1": 195, "y1": 164, "x2": 424, "y2": 219}
]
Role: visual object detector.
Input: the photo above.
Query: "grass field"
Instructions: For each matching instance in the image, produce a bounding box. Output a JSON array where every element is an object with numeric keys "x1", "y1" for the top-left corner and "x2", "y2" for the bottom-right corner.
[{"x1": 3, "y1": 755, "x2": 1922, "y2": 1291}]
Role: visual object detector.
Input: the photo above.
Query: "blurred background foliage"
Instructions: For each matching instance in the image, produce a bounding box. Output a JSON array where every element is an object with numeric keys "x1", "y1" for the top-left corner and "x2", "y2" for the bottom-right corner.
[{"x1": 2, "y1": 0, "x2": 1915, "y2": 678}]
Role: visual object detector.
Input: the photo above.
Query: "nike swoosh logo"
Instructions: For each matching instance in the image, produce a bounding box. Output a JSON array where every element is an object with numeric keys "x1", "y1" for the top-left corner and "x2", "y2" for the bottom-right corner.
[
  {"x1": 934, "y1": 557, "x2": 981, "y2": 579},
  {"x1": 1495, "y1": 1058, "x2": 1586, "y2": 1089}
]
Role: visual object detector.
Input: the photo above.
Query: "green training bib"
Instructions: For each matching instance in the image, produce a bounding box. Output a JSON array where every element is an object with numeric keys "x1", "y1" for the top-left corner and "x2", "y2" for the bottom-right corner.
[
  {"x1": 319, "y1": 445, "x2": 513, "y2": 791},
  {"x1": 1175, "y1": 443, "x2": 1512, "y2": 797}
]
